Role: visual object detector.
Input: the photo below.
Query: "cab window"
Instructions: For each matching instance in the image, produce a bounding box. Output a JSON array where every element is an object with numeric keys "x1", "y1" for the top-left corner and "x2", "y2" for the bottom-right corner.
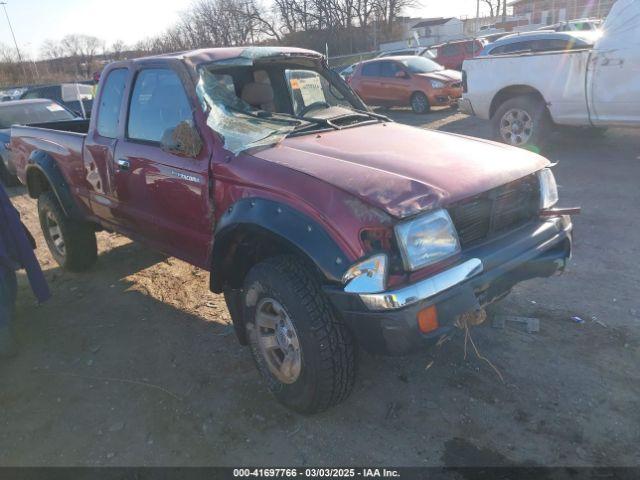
[
  {"x1": 97, "y1": 69, "x2": 127, "y2": 138},
  {"x1": 127, "y1": 68, "x2": 192, "y2": 143}
]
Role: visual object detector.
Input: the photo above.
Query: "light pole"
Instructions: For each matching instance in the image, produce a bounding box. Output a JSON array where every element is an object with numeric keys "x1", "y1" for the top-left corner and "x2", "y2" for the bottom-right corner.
[{"x1": 0, "y1": 1, "x2": 27, "y2": 78}]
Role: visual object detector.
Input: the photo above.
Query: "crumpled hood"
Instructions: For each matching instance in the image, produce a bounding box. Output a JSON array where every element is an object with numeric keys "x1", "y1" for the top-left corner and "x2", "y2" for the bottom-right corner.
[
  {"x1": 253, "y1": 122, "x2": 548, "y2": 218},
  {"x1": 416, "y1": 69, "x2": 462, "y2": 83}
]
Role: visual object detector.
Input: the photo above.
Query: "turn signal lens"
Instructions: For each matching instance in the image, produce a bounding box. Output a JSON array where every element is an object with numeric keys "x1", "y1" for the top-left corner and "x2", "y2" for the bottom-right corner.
[{"x1": 417, "y1": 305, "x2": 439, "y2": 334}]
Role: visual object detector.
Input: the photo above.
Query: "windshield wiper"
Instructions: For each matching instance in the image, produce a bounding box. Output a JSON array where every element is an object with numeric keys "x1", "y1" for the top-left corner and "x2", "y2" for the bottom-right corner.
[
  {"x1": 224, "y1": 104, "x2": 303, "y2": 126},
  {"x1": 352, "y1": 109, "x2": 391, "y2": 122}
]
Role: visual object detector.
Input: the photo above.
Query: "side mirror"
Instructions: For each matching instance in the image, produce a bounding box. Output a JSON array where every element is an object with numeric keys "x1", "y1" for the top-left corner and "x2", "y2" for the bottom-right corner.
[
  {"x1": 395, "y1": 71, "x2": 409, "y2": 79},
  {"x1": 160, "y1": 120, "x2": 203, "y2": 158}
]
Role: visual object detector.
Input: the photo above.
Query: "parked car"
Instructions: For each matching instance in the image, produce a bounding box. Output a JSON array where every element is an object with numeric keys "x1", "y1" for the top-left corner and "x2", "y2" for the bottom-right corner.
[
  {"x1": 11, "y1": 46, "x2": 574, "y2": 413},
  {"x1": 0, "y1": 99, "x2": 80, "y2": 186},
  {"x1": 478, "y1": 31, "x2": 595, "y2": 56},
  {"x1": 376, "y1": 47, "x2": 427, "y2": 58},
  {"x1": 538, "y1": 18, "x2": 602, "y2": 32},
  {"x1": 478, "y1": 32, "x2": 511, "y2": 44},
  {"x1": 460, "y1": 0, "x2": 639, "y2": 148},
  {"x1": 20, "y1": 83, "x2": 94, "y2": 118},
  {"x1": 350, "y1": 56, "x2": 462, "y2": 113},
  {"x1": 0, "y1": 86, "x2": 26, "y2": 102},
  {"x1": 336, "y1": 63, "x2": 359, "y2": 82},
  {"x1": 424, "y1": 39, "x2": 486, "y2": 70}
]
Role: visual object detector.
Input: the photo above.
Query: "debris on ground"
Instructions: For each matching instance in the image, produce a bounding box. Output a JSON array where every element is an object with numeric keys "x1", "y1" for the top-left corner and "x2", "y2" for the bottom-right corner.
[
  {"x1": 492, "y1": 315, "x2": 540, "y2": 333},
  {"x1": 571, "y1": 316, "x2": 585, "y2": 324},
  {"x1": 455, "y1": 310, "x2": 504, "y2": 383}
]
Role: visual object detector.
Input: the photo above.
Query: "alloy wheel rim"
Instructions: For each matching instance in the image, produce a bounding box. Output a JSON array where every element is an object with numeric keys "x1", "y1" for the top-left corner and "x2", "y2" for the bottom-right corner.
[
  {"x1": 45, "y1": 211, "x2": 66, "y2": 256},
  {"x1": 255, "y1": 297, "x2": 302, "y2": 384},
  {"x1": 500, "y1": 108, "x2": 533, "y2": 146},
  {"x1": 412, "y1": 95, "x2": 427, "y2": 112}
]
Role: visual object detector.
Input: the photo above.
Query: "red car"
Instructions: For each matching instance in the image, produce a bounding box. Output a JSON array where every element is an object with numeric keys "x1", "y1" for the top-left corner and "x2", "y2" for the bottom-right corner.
[
  {"x1": 350, "y1": 56, "x2": 463, "y2": 113},
  {"x1": 425, "y1": 39, "x2": 486, "y2": 70},
  {"x1": 11, "y1": 47, "x2": 574, "y2": 413}
]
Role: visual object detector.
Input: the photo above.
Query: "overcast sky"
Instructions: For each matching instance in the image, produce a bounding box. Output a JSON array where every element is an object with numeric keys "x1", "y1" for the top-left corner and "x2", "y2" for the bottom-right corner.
[{"x1": 0, "y1": 0, "x2": 488, "y2": 58}]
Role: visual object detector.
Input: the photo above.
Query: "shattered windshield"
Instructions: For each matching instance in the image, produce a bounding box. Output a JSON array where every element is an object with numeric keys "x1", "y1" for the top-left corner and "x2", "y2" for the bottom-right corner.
[
  {"x1": 196, "y1": 52, "x2": 370, "y2": 155},
  {"x1": 196, "y1": 69, "x2": 301, "y2": 155}
]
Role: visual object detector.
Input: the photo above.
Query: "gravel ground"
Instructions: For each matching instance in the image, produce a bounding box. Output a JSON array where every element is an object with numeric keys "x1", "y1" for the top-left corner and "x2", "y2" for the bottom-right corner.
[{"x1": 1, "y1": 108, "x2": 639, "y2": 467}]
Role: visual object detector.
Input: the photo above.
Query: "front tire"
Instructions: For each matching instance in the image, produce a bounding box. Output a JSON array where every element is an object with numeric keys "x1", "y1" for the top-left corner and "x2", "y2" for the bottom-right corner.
[
  {"x1": 410, "y1": 92, "x2": 431, "y2": 114},
  {"x1": 38, "y1": 191, "x2": 97, "y2": 272},
  {"x1": 492, "y1": 95, "x2": 550, "y2": 150},
  {"x1": 243, "y1": 255, "x2": 356, "y2": 413}
]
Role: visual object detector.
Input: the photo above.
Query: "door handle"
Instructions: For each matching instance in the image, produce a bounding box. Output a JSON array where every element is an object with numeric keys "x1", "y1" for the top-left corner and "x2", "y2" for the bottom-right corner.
[{"x1": 116, "y1": 158, "x2": 130, "y2": 171}]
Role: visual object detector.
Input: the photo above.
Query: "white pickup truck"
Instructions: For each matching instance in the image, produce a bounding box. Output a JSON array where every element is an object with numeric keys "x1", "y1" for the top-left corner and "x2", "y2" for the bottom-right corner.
[{"x1": 459, "y1": 0, "x2": 640, "y2": 148}]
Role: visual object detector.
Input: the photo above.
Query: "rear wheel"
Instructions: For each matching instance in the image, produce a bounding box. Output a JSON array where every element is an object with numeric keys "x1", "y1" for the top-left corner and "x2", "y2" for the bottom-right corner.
[
  {"x1": 242, "y1": 255, "x2": 356, "y2": 413},
  {"x1": 493, "y1": 95, "x2": 550, "y2": 150},
  {"x1": 38, "y1": 191, "x2": 97, "y2": 272},
  {"x1": 410, "y1": 92, "x2": 431, "y2": 114}
]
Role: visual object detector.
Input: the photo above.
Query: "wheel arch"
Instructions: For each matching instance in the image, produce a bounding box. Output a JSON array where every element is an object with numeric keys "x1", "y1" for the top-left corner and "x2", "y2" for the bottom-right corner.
[
  {"x1": 490, "y1": 85, "x2": 547, "y2": 119},
  {"x1": 210, "y1": 198, "x2": 350, "y2": 294},
  {"x1": 25, "y1": 150, "x2": 82, "y2": 219}
]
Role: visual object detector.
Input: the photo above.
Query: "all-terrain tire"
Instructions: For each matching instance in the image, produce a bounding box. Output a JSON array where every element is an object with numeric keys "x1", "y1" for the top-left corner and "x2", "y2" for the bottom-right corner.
[
  {"x1": 37, "y1": 191, "x2": 97, "y2": 272},
  {"x1": 410, "y1": 92, "x2": 431, "y2": 114},
  {"x1": 492, "y1": 95, "x2": 551, "y2": 150},
  {"x1": 242, "y1": 255, "x2": 356, "y2": 414}
]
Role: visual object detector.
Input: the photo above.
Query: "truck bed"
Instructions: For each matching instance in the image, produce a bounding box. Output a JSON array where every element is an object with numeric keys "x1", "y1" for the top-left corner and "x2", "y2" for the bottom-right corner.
[
  {"x1": 463, "y1": 48, "x2": 592, "y2": 125},
  {"x1": 11, "y1": 120, "x2": 88, "y2": 190}
]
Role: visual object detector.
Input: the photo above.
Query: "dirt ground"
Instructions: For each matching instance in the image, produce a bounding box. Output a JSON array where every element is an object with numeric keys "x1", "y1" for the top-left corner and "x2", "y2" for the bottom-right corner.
[{"x1": 1, "y1": 109, "x2": 639, "y2": 467}]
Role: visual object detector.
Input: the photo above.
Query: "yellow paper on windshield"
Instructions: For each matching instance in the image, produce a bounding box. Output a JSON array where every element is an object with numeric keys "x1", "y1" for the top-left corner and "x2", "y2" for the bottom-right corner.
[{"x1": 296, "y1": 76, "x2": 325, "y2": 105}]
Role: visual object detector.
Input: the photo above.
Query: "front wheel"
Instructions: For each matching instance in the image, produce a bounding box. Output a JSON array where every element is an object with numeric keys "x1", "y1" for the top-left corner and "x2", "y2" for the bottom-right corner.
[
  {"x1": 243, "y1": 255, "x2": 356, "y2": 413},
  {"x1": 492, "y1": 95, "x2": 550, "y2": 150},
  {"x1": 38, "y1": 191, "x2": 98, "y2": 272},
  {"x1": 411, "y1": 92, "x2": 431, "y2": 114}
]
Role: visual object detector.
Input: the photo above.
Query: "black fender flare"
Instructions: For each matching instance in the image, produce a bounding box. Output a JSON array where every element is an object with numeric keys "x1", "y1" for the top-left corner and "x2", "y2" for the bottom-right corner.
[
  {"x1": 210, "y1": 198, "x2": 350, "y2": 292},
  {"x1": 25, "y1": 150, "x2": 82, "y2": 219}
]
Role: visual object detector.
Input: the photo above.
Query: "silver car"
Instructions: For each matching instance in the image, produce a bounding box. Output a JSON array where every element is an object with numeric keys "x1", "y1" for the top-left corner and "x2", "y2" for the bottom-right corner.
[{"x1": 479, "y1": 31, "x2": 596, "y2": 56}]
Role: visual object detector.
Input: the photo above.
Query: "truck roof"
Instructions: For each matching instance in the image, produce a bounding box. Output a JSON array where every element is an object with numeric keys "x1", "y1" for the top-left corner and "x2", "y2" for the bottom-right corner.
[{"x1": 113, "y1": 46, "x2": 323, "y2": 68}]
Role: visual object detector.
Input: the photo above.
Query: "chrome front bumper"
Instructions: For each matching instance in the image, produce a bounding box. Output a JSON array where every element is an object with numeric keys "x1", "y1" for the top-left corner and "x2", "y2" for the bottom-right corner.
[
  {"x1": 359, "y1": 258, "x2": 483, "y2": 311},
  {"x1": 345, "y1": 216, "x2": 573, "y2": 313}
]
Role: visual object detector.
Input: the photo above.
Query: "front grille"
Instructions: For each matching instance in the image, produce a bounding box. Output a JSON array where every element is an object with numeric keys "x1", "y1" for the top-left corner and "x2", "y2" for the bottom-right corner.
[{"x1": 448, "y1": 174, "x2": 540, "y2": 248}]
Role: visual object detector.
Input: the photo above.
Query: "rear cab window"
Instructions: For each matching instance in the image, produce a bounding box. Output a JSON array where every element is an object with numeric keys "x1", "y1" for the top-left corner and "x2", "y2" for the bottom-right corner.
[{"x1": 97, "y1": 69, "x2": 128, "y2": 138}]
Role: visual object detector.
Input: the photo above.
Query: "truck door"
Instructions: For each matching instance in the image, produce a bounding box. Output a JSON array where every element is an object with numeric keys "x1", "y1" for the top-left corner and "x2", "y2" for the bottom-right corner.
[
  {"x1": 84, "y1": 67, "x2": 129, "y2": 226},
  {"x1": 588, "y1": 0, "x2": 640, "y2": 126},
  {"x1": 113, "y1": 66, "x2": 212, "y2": 267}
]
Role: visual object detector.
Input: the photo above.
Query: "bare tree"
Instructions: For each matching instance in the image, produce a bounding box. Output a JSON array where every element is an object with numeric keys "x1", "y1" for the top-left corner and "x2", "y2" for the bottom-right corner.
[
  {"x1": 60, "y1": 34, "x2": 104, "y2": 77},
  {"x1": 481, "y1": 0, "x2": 504, "y2": 19}
]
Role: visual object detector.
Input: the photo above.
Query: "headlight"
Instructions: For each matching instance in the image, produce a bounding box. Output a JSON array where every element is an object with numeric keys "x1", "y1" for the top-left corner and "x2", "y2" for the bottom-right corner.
[
  {"x1": 538, "y1": 168, "x2": 558, "y2": 209},
  {"x1": 430, "y1": 79, "x2": 446, "y2": 89},
  {"x1": 395, "y1": 210, "x2": 460, "y2": 271}
]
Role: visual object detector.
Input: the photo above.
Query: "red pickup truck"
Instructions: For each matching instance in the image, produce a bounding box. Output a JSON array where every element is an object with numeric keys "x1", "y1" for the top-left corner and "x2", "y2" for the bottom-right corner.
[{"x1": 10, "y1": 47, "x2": 574, "y2": 413}]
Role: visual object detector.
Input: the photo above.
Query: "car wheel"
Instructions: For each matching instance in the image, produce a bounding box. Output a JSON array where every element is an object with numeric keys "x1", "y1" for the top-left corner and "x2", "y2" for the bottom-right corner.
[
  {"x1": 243, "y1": 255, "x2": 356, "y2": 414},
  {"x1": 410, "y1": 92, "x2": 431, "y2": 114},
  {"x1": 493, "y1": 95, "x2": 550, "y2": 150},
  {"x1": 38, "y1": 191, "x2": 97, "y2": 272}
]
